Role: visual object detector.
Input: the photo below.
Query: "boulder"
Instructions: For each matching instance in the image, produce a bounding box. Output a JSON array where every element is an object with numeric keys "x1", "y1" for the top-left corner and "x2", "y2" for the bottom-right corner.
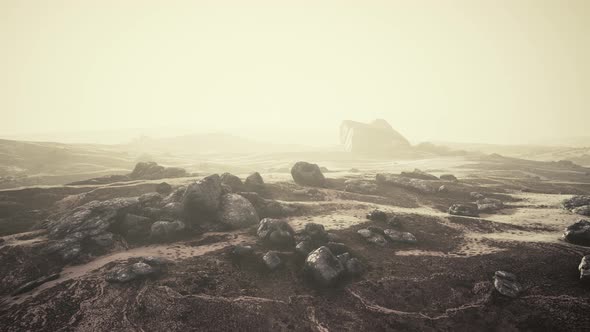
[
  {"x1": 579, "y1": 255, "x2": 590, "y2": 282},
  {"x1": 376, "y1": 173, "x2": 438, "y2": 194},
  {"x1": 244, "y1": 172, "x2": 265, "y2": 191},
  {"x1": 231, "y1": 245, "x2": 254, "y2": 258},
  {"x1": 303, "y1": 223, "x2": 329, "y2": 244},
  {"x1": 384, "y1": 229, "x2": 417, "y2": 244},
  {"x1": 439, "y1": 174, "x2": 458, "y2": 181},
  {"x1": 220, "y1": 173, "x2": 244, "y2": 192},
  {"x1": 150, "y1": 220, "x2": 185, "y2": 241},
  {"x1": 131, "y1": 262, "x2": 157, "y2": 276},
  {"x1": 563, "y1": 196, "x2": 590, "y2": 211},
  {"x1": 366, "y1": 209, "x2": 388, "y2": 222},
  {"x1": 156, "y1": 182, "x2": 172, "y2": 195},
  {"x1": 238, "y1": 192, "x2": 296, "y2": 218},
  {"x1": 438, "y1": 185, "x2": 448, "y2": 193},
  {"x1": 345, "y1": 258, "x2": 364, "y2": 276},
  {"x1": 291, "y1": 162, "x2": 326, "y2": 187},
  {"x1": 493, "y1": 271, "x2": 522, "y2": 298},
  {"x1": 357, "y1": 229, "x2": 387, "y2": 246},
  {"x1": 344, "y1": 179, "x2": 378, "y2": 195},
  {"x1": 400, "y1": 169, "x2": 439, "y2": 181},
  {"x1": 296, "y1": 240, "x2": 314, "y2": 256},
  {"x1": 304, "y1": 246, "x2": 345, "y2": 286},
  {"x1": 130, "y1": 161, "x2": 188, "y2": 180},
  {"x1": 262, "y1": 251, "x2": 282, "y2": 270},
  {"x1": 476, "y1": 198, "x2": 504, "y2": 213},
  {"x1": 217, "y1": 193, "x2": 259, "y2": 229},
  {"x1": 183, "y1": 174, "x2": 222, "y2": 220},
  {"x1": 448, "y1": 203, "x2": 479, "y2": 217},
  {"x1": 326, "y1": 242, "x2": 348, "y2": 255},
  {"x1": 257, "y1": 218, "x2": 295, "y2": 247},
  {"x1": 563, "y1": 219, "x2": 590, "y2": 246},
  {"x1": 106, "y1": 261, "x2": 159, "y2": 283}
]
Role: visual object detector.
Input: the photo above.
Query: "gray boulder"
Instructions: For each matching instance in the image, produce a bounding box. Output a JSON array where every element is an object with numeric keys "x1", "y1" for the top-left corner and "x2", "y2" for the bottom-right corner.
[
  {"x1": 257, "y1": 218, "x2": 295, "y2": 247},
  {"x1": 563, "y1": 219, "x2": 590, "y2": 246},
  {"x1": 448, "y1": 203, "x2": 479, "y2": 217},
  {"x1": 291, "y1": 162, "x2": 326, "y2": 187},
  {"x1": 220, "y1": 173, "x2": 244, "y2": 192},
  {"x1": 493, "y1": 271, "x2": 522, "y2": 298},
  {"x1": 238, "y1": 191, "x2": 297, "y2": 218},
  {"x1": 156, "y1": 182, "x2": 172, "y2": 195},
  {"x1": 183, "y1": 174, "x2": 222, "y2": 219},
  {"x1": 572, "y1": 205, "x2": 590, "y2": 216},
  {"x1": 476, "y1": 198, "x2": 504, "y2": 213},
  {"x1": 357, "y1": 228, "x2": 387, "y2": 246},
  {"x1": 439, "y1": 174, "x2": 458, "y2": 181},
  {"x1": 244, "y1": 172, "x2": 265, "y2": 191},
  {"x1": 150, "y1": 220, "x2": 185, "y2": 240},
  {"x1": 130, "y1": 161, "x2": 188, "y2": 180},
  {"x1": 304, "y1": 246, "x2": 345, "y2": 286},
  {"x1": 217, "y1": 193, "x2": 259, "y2": 229},
  {"x1": 384, "y1": 229, "x2": 417, "y2": 244},
  {"x1": 344, "y1": 179, "x2": 378, "y2": 195},
  {"x1": 376, "y1": 173, "x2": 438, "y2": 194},
  {"x1": 563, "y1": 195, "x2": 590, "y2": 211},
  {"x1": 262, "y1": 251, "x2": 282, "y2": 270}
]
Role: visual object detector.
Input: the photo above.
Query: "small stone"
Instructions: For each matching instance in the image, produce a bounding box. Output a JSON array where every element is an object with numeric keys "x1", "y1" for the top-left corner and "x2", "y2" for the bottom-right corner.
[
  {"x1": 345, "y1": 258, "x2": 364, "y2": 276},
  {"x1": 232, "y1": 245, "x2": 254, "y2": 257},
  {"x1": 262, "y1": 251, "x2": 281, "y2": 270},
  {"x1": 579, "y1": 255, "x2": 590, "y2": 282},
  {"x1": 366, "y1": 209, "x2": 388, "y2": 222},
  {"x1": 384, "y1": 229, "x2": 417, "y2": 244},
  {"x1": 131, "y1": 262, "x2": 156, "y2": 276},
  {"x1": 493, "y1": 271, "x2": 522, "y2": 298}
]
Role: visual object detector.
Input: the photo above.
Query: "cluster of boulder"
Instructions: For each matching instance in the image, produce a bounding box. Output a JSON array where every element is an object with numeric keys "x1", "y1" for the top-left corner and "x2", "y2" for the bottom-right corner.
[
  {"x1": 357, "y1": 209, "x2": 417, "y2": 246},
  {"x1": 563, "y1": 195, "x2": 590, "y2": 216},
  {"x1": 561, "y1": 219, "x2": 590, "y2": 283},
  {"x1": 106, "y1": 256, "x2": 172, "y2": 283},
  {"x1": 231, "y1": 217, "x2": 364, "y2": 287},
  {"x1": 448, "y1": 192, "x2": 504, "y2": 217},
  {"x1": 376, "y1": 169, "x2": 457, "y2": 194}
]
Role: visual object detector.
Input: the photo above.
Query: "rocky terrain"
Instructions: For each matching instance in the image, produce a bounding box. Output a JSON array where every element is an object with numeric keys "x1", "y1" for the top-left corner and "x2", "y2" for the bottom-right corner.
[{"x1": 1, "y1": 155, "x2": 590, "y2": 331}]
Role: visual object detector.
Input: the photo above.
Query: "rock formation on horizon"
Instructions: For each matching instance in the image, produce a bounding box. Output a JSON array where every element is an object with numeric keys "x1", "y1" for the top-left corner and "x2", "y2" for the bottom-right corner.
[{"x1": 340, "y1": 119, "x2": 410, "y2": 155}]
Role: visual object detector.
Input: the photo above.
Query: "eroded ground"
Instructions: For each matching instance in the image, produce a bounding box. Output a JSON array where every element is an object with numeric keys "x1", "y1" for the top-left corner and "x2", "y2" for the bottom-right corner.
[{"x1": 1, "y1": 156, "x2": 590, "y2": 331}]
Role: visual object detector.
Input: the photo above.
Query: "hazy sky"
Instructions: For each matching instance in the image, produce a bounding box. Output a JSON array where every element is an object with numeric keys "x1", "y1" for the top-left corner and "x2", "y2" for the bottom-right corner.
[{"x1": 1, "y1": 0, "x2": 589, "y2": 145}]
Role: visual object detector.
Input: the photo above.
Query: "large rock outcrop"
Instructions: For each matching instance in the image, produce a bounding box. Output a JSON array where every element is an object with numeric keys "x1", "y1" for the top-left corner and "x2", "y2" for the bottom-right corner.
[{"x1": 340, "y1": 119, "x2": 410, "y2": 155}]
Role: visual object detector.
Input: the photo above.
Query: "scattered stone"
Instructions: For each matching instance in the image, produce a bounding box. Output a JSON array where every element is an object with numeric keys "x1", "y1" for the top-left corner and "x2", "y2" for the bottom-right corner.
[
  {"x1": 291, "y1": 161, "x2": 326, "y2": 187},
  {"x1": 244, "y1": 172, "x2": 265, "y2": 191},
  {"x1": 296, "y1": 240, "x2": 314, "y2": 256},
  {"x1": 150, "y1": 220, "x2": 186, "y2": 240},
  {"x1": 131, "y1": 262, "x2": 156, "y2": 276},
  {"x1": 304, "y1": 246, "x2": 345, "y2": 286},
  {"x1": 438, "y1": 185, "x2": 448, "y2": 193},
  {"x1": 183, "y1": 174, "x2": 223, "y2": 220},
  {"x1": 476, "y1": 198, "x2": 504, "y2": 213},
  {"x1": 156, "y1": 182, "x2": 172, "y2": 195},
  {"x1": 357, "y1": 229, "x2": 387, "y2": 246},
  {"x1": 220, "y1": 173, "x2": 244, "y2": 192},
  {"x1": 448, "y1": 203, "x2": 479, "y2": 217},
  {"x1": 366, "y1": 209, "x2": 388, "y2": 222},
  {"x1": 11, "y1": 273, "x2": 60, "y2": 296},
  {"x1": 439, "y1": 174, "x2": 458, "y2": 181},
  {"x1": 262, "y1": 251, "x2": 282, "y2": 270},
  {"x1": 384, "y1": 229, "x2": 417, "y2": 244},
  {"x1": 257, "y1": 218, "x2": 295, "y2": 247},
  {"x1": 217, "y1": 193, "x2": 259, "y2": 229},
  {"x1": 400, "y1": 169, "x2": 439, "y2": 181},
  {"x1": 344, "y1": 179, "x2": 378, "y2": 195},
  {"x1": 563, "y1": 219, "x2": 590, "y2": 246},
  {"x1": 470, "y1": 192, "x2": 485, "y2": 200},
  {"x1": 106, "y1": 267, "x2": 138, "y2": 283},
  {"x1": 579, "y1": 255, "x2": 590, "y2": 282},
  {"x1": 493, "y1": 271, "x2": 522, "y2": 298}
]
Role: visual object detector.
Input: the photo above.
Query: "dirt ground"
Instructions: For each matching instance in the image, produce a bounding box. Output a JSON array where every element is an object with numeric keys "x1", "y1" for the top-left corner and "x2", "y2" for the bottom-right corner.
[{"x1": 1, "y1": 156, "x2": 590, "y2": 331}]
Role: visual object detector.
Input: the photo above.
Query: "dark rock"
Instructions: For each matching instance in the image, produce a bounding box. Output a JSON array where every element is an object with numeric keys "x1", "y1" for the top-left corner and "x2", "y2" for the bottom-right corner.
[
  {"x1": 156, "y1": 182, "x2": 172, "y2": 195},
  {"x1": 336, "y1": 252, "x2": 351, "y2": 265},
  {"x1": 257, "y1": 218, "x2": 295, "y2": 247},
  {"x1": 470, "y1": 192, "x2": 485, "y2": 200},
  {"x1": 579, "y1": 255, "x2": 590, "y2": 282},
  {"x1": 367, "y1": 226, "x2": 385, "y2": 235},
  {"x1": 439, "y1": 174, "x2": 458, "y2": 181},
  {"x1": 150, "y1": 220, "x2": 185, "y2": 241},
  {"x1": 345, "y1": 258, "x2": 364, "y2": 276},
  {"x1": 344, "y1": 179, "x2": 378, "y2": 195},
  {"x1": 238, "y1": 191, "x2": 297, "y2": 219},
  {"x1": 366, "y1": 209, "x2": 388, "y2": 222},
  {"x1": 448, "y1": 203, "x2": 479, "y2": 217},
  {"x1": 138, "y1": 193, "x2": 163, "y2": 206},
  {"x1": 244, "y1": 172, "x2": 265, "y2": 191},
  {"x1": 384, "y1": 229, "x2": 417, "y2": 244},
  {"x1": 291, "y1": 162, "x2": 326, "y2": 187},
  {"x1": 400, "y1": 169, "x2": 439, "y2": 181},
  {"x1": 131, "y1": 262, "x2": 156, "y2": 276},
  {"x1": 493, "y1": 271, "x2": 522, "y2": 298},
  {"x1": 183, "y1": 174, "x2": 222, "y2": 220},
  {"x1": 304, "y1": 246, "x2": 345, "y2": 286},
  {"x1": 221, "y1": 173, "x2": 244, "y2": 192},
  {"x1": 262, "y1": 251, "x2": 282, "y2": 270},
  {"x1": 217, "y1": 193, "x2": 259, "y2": 229},
  {"x1": 563, "y1": 219, "x2": 590, "y2": 246},
  {"x1": 304, "y1": 223, "x2": 329, "y2": 244},
  {"x1": 357, "y1": 229, "x2": 387, "y2": 246},
  {"x1": 106, "y1": 267, "x2": 137, "y2": 283},
  {"x1": 326, "y1": 242, "x2": 348, "y2": 255},
  {"x1": 563, "y1": 195, "x2": 590, "y2": 211},
  {"x1": 296, "y1": 240, "x2": 314, "y2": 256},
  {"x1": 476, "y1": 198, "x2": 504, "y2": 213},
  {"x1": 572, "y1": 205, "x2": 590, "y2": 216},
  {"x1": 11, "y1": 273, "x2": 60, "y2": 296},
  {"x1": 232, "y1": 245, "x2": 254, "y2": 257}
]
